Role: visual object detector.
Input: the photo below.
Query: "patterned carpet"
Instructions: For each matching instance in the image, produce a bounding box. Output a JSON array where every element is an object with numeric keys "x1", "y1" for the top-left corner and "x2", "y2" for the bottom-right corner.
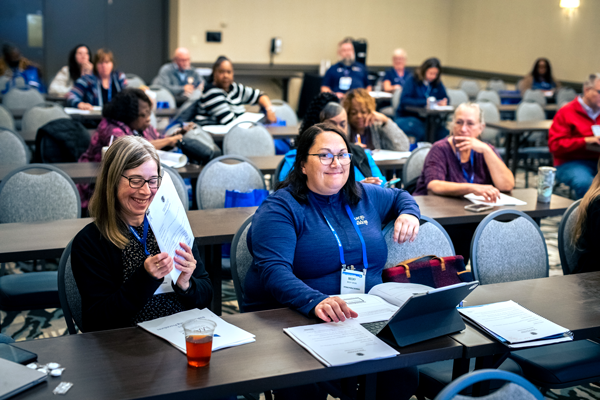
[{"x1": 1, "y1": 172, "x2": 595, "y2": 399}]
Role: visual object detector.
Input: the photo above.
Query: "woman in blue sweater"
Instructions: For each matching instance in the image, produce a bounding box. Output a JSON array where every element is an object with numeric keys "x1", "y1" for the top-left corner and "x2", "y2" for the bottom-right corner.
[
  {"x1": 244, "y1": 122, "x2": 420, "y2": 399},
  {"x1": 395, "y1": 57, "x2": 449, "y2": 142}
]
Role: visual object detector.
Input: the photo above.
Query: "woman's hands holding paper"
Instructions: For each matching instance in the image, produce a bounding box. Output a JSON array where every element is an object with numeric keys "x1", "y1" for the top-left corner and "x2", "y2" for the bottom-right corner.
[{"x1": 175, "y1": 242, "x2": 197, "y2": 291}]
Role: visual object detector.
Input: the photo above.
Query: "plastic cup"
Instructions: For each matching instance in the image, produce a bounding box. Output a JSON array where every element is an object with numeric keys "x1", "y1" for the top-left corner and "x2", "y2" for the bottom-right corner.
[{"x1": 182, "y1": 319, "x2": 217, "y2": 367}]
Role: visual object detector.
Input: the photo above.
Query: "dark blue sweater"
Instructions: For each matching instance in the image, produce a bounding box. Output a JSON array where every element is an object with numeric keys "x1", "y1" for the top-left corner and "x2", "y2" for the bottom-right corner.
[
  {"x1": 397, "y1": 75, "x2": 448, "y2": 119},
  {"x1": 243, "y1": 183, "x2": 420, "y2": 316}
]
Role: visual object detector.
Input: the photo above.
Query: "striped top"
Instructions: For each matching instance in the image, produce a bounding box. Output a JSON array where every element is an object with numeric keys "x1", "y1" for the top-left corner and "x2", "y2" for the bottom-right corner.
[{"x1": 197, "y1": 82, "x2": 263, "y2": 125}]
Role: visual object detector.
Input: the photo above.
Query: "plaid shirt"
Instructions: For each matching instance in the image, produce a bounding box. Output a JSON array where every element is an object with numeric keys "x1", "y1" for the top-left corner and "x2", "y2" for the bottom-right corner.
[{"x1": 66, "y1": 71, "x2": 127, "y2": 107}]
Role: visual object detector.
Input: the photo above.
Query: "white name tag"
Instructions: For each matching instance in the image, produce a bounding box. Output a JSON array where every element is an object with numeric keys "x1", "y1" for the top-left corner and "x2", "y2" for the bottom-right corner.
[
  {"x1": 592, "y1": 125, "x2": 600, "y2": 137},
  {"x1": 340, "y1": 268, "x2": 366, "y2": 294},
  {"x1": 154, "y1": 274, "x2": 175, "y2": 295},
  {"x1": 339, "y1": 76, "x2": 352, "y2": 91}
]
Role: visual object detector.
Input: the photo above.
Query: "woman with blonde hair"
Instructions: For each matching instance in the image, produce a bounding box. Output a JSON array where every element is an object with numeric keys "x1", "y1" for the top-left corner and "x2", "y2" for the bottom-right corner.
[
  {"x1": 571, "y1": 158, "x2": 600, "y2": 274},
  {"x1": 71, "y1": 136, "x2": 212, "y2": 332}
]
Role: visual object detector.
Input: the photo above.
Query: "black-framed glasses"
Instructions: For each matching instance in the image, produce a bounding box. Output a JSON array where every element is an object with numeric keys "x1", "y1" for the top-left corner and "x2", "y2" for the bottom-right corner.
[
  {"x1": 121, "y1": 175, "x2": 161, "y2": 189},
  {"x1": 308, "y1": 152, "x2": 352, "y2": 166}
]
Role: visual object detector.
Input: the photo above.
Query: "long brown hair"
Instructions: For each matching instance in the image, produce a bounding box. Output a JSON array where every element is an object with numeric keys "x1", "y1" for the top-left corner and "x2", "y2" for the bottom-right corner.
[
  {"x1": 89, "y1": 136, "x2": 161, "y2": 249},
  {"x1": 572, "y1": 158, "x2": 600, "y2": 247}
]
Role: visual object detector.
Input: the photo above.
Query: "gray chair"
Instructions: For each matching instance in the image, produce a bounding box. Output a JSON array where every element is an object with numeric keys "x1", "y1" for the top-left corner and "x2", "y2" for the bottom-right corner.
[
  {"x1": 230, "y1": 215, "x2": 254, "y2": 313},
  {"x1": 58, "y1": 239, "x2": 82, "y2": 334},
  {"x1": 0, "y1": 104, "x2": 15, "y2": 131},
  {"x1": 556, "y1": 87, "x2": 577, "y2": 107},
  {"x1": 487, "y1": 79, "x2": 507, "y2": 92},
  {"x1": 223, "y1": 122, "x2": 275, "y2": 157},
  {"x1": 270, "y1": 100, "x2": 298, "y2": 126},
  {"x1": 125, "y1": 73, "x2": 146, "y2": 89},
  {"x1": 383, "y1": 215, "x2": 455, "y2": 269},
  {"x1": 0, "y1": 128, "x2": 29, "y2": 167},
  {"x1": 475, "y1": 90, "x2": 500, "y2": 106},
  {"x1": 402, "y1": 145, "x2": 431, "y2": 193},
  {"x1": 447, "y1": 89, "x2": 469, "y2": 107},
  {"x1": 522, "y1": 89, "x2": 547, "y2": 106},
  {"x1": 195, "y1": 155, "x2": 266, "y2": 209},
  {"x1": 459, "y1": 80, "x2": 481, "y2": 100},
  {"x1": 0, "y1": 76, "x2": 9, "y2": 92},
  {"x1": 557, "y1": 199, "x2": 581, "y2": 275},
  {"x1": 21, "y1": 103, "x2": 70, "y2": 143},
  {"x1": 2, "y1": 86, "x2": 45, "y2": 114},
  {"x1": 380, "y1": 88, "x2": 402, "y2": 117},
  {"x1": 477, "y1": 102, "x2": 501, "y2": 145},
  {"x1": 149, "y1": 85, "x2": 176, "y2": 109},
  {"x1": 161, "y1": 163, "x2": 189, "y2": 210}
]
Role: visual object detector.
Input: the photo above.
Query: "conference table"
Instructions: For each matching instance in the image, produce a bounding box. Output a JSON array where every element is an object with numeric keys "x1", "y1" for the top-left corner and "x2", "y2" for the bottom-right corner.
[
  {"x1": 484, "y1": 120, "x2": 553, "y2": 175},
  {"x1": 10, "y1": 107, "x2": 177, "y2": 121},
  {"x1": 404, "y1": 105, "x2": 455, "y2": 143}
]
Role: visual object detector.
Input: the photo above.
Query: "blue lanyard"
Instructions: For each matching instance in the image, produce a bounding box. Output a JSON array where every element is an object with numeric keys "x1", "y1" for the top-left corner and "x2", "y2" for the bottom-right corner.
[
  {"x1": 456, "y1": 149, "x2": 475, "y2": 184},
  {"x1": 128, "y1": 215, "x2": 150, "y2": 256},
  {"x1": 424, "y1": 83, "x2": 432, "y2": 98},
  {"x1": 310, "y1": 196, "x2": 369, "y2": 270}
]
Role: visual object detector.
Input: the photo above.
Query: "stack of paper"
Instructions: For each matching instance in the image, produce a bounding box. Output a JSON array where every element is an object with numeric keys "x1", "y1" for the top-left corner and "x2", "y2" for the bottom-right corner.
[
  {"x1": 370, "y1": 150, "x2": 412, "y2": 162},
  {"x1": 284, "y1": 319, "x2": 399, "y2": 367},
  {"x1": 64, "y1": 106, "x2": 102, "y2": 114},
  {"x1": 138, "y1": 308, "x2": 255, "y2": 353},
  {"x1": 464, "y1": 193, "x2": 527, "y2": 206},
  {"x1": 157, "y1": 150, "x2": 188, "y2": 168},
  {"x1": 201, "y1": 112, "x2": 264, "y2": 135},
  {"x1": 458, "y1": 300, "x2": 573, "y2": 348}
]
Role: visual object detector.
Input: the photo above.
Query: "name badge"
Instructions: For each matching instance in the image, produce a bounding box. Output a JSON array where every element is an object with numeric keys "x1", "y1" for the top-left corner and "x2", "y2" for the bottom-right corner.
[
  {"x1": 154, "y1": 274, "x2": 175, "y2": 295},
  {"x1": 592, "y1": 125, "x2": 600, "y2": 137},
  {"x1": 339, "y1": 76, "x2": 352, "y2": 91},
  {"x1": 340, "y1": 267, "x2": 366, "y2": 294}
]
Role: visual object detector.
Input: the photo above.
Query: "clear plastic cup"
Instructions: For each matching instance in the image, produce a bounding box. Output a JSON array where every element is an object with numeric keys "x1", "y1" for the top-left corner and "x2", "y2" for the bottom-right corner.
[{"x1": 182, "y1": 319, "x2": 217, "y2": 367}]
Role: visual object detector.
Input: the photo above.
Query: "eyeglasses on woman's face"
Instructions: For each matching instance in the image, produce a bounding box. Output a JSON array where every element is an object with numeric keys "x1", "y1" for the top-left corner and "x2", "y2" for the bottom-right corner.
[
  {"x1": 121, "y1": 175, "x2": 161, "y2": 189},
  {"x1": 308, "y1": 152, "x2": 353, "y2": 166}
]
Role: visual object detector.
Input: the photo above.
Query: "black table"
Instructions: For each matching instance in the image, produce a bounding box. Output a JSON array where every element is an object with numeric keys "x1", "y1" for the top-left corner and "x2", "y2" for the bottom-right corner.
[{"x1": 404, "y1": 106, "x2": 455, "y2": 143}]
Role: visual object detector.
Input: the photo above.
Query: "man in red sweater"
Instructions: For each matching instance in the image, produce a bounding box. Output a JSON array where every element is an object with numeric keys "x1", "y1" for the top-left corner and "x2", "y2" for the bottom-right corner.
[{"x1": 549, "y1": 73, "x2": 600, "y2": 198}]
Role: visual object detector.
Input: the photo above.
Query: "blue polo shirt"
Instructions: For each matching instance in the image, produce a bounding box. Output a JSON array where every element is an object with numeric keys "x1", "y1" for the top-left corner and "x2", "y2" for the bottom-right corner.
[
  {"x1": 397, "y1": 75, "x2": 448, "y2": 118},
  {"x1": 322, "y1": 62, "x2": 369, "y2": 93},
  {"x1": 383, "y1": 68, "x2": 411, "y2": 87}
]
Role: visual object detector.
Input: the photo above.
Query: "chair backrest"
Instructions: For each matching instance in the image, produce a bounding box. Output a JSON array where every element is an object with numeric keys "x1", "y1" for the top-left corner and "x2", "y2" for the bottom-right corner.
[
  {"x1": 272, "y1": 155, "x2": 287, "y2": 189},
  {"x1": 0, "y1": 104, "x2": 15, "y2": 131},
  {"x1": 2, "y1": 86, "x2": 45, "y2": 113},
  {"x1": 516, "y1": 102, "x2": 545, "y2": 122},
  {"x1": 487, "y1": 79, "x2": 506, "y2": 92},
  {"x1": 0, "y1": 164, "x2": 81, "y2": 223},
  {"x1": 57, "y1": 239, "x2": 82, "y2": 334},
  {"x1": 270, "y1": 99, "x2": 298, "y2": 126},
  {"x1": 475, "y1": 90, "x2": 501, "y2": 106},
  {"x1": 125, "y1": 74, "x2": 146, "y2": 89},
  {"x1": 402, "y1": 145, "x2": 431, "y2": 189},
  {"x1": 433, "y1": 369, "x2": 543, "y2": 400},
  {"x1": 558, "y1": 199, "x2": 582, "y2": 275},
  {"x1": 447, "y1": 89, "x2": 469, "y2": 107},
  {"x1": 223, "y1": 122, "x2": 275, "y2": 157},
  {"x1": 522, "y1": 89, "x2": 547, "y2": 106},
  {"x1": 195, "y1": 155, "x2": 266, "y2": 209},
  {"x1": 391, "y1": 88, "x2": 402, "y2": 111},
  {"x1": 556, "y1": 87, "x2": 577, "y2": 106},
  {"x1": 230, "y1": 215, "x2": 254, "y2": 313},
  {"x1": 459, "y1": 79, "x2": 481, "y2": 99},
  {"x1": 477, "y1": 102, "x2": 500, "y2": 143},
  {"x1": 149, "y1": 85, "x2": 176, "y2": 108},
  {"x1": 161, "y1": 163, "x2": 189, "y2": 210},
  {"x1": 383, "y1": 215, "x2": 455, "y2": 269},
  {"x1": 0, "y1": 128, "x2": 29, "y2": 167},
  {"x1": 470, "y1": 210, "x2": 549, "y2": 285},
  {"x1": 21, "y1": 103, "x2": 70, "y2": 141}
]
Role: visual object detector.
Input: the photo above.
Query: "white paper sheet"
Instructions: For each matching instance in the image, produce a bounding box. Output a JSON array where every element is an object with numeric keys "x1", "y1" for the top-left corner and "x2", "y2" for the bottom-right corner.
[
  {"x1": 284, "y1": 319, "x2": 399, "y2": 367},
  {"x1": 157, "y1": 150, "x2": 188, "y2": 169},
  {"x1": 370, "y1": 150, "x2": 412, "y2": 161},
  {"x1": 336, "y1": 294, "x2": 399, "y2": 324},
  {"x1": 138, "y1": 308, "x2": 256, "y2": 353},
  {"x1": 367, "y1": 282, "x2": 433, "y2": 308},
  {"x1": 430, "y1": 105, "x2": 454, "y2": 111},
  {"x1": 464, "y1": 192, "x2": 527, "y2": 206},
  {"x1": 145, "y1": 173, "x2": 194, "y2": 283},
  {"x1": 369, "y1": 91, "x2": 393, "y2": 99},
  {"x1": 64, "y1": 106, "x2": 102, "y2": 114},
  {"x1": 200, "y1": 112, "x2": 265, "y2": 134}
]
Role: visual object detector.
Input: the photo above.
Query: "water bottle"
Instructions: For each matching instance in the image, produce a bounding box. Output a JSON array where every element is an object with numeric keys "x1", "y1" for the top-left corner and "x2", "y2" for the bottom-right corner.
[{"x1": 537, "y1": 166, "x2": 556, "y2": 203}]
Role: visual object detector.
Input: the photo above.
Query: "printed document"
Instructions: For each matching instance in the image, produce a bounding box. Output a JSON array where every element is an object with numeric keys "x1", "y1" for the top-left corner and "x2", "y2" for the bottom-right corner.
[
  {"x1": 370, "y1": 150, "x2": 412, "y2": 162},
  {"x1": 145, "y1": 172, "x2": 193, "y2": 284},
  {"x1": 465, "y1": 192, "x2": 527, "y2": 206},
  {"x1": 284, "y1": 319, "x2": 399, "y2": 367},
  {"x1": 138, "y1": 308, "x2": 255, "y2": 353},
  {"x1": 201, "y1": 112, "x2": 264, "y2": 134},
  {"x1": 157, "y1": 150, "x2": 188, "y2": 168}
]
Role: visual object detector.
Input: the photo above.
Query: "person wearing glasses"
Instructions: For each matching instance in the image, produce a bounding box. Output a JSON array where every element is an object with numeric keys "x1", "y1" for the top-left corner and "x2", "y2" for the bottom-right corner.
[
  {"x1": 413, "y1": 102, "x2": 514, "y2": 261},
  {"x1": 71, "y1": 136, "x2": 213, "y2": 332},
  {"x1": 244, "y1": 122, "x2": 420, "y2": 399},
  {"x1": 549, "y1": 73, "x2": 600, "y2": 199}
]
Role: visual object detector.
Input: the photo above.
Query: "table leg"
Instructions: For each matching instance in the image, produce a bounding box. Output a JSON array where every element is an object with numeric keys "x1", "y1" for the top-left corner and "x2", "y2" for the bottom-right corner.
[
  {"x1": 471, "y1": 355, "x2": 494, "y2": 396},
  {"x1": 425, "y1": 115, "x2": 436, "y2": 143},
  {"x1": 451, "y1": 358, "x2": 470, "y2": 380},
  {"x1": 204, "y1": 244, "x2": 222, "y2": 315},
  {"x1": 357, "y1": 373, "x2": 377, "y2": 400},
  {"x1": 282, "y1": 78, "x2": 290, "y2": 103}
]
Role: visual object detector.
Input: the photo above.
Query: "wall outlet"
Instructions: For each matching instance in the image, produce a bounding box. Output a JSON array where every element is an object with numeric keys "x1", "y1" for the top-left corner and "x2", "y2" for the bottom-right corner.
[{"x1": 206, "y1": 32, "x2": 222, "y2": 43}]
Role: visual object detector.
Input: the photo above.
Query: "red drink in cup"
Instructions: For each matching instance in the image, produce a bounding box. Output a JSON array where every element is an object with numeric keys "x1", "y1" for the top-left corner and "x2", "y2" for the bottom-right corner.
[{"x1": 182, "y1": 319, "x2": 217, "y2": 368}]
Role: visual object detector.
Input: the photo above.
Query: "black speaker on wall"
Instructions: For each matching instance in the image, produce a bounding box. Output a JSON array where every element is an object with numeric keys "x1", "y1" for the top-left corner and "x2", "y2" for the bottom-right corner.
[{"x1": 353, "y1": 39, "x2": 368, "y2": 66}]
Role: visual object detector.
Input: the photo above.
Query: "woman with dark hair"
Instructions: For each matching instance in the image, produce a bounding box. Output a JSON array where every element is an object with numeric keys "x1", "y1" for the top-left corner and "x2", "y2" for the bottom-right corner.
[
  {"x1": 519, "y1": 57, "x2": 561, "y2": 94},
  {"x1": 196, "y1": 56, "x2": 277, "y2": 125},
  {"x1": 66, "y1": 48, "x2": 127, "y2": 109},
  {"x1": 49, "y1": 44, "x2": 93, "y2": 96},
  {"x1": 395, "y1": 57, "x2": 449, "y2": 142},
  {"x1": 244, "y1": 122, "x2": 420, "y2": 399},
  {"x1": 72, "y1": 136, "x2": 212, "y2": 332}
]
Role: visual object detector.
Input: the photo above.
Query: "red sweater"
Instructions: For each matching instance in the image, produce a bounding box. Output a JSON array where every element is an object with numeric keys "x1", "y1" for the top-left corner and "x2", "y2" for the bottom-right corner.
[{"x1": 549, "y1": 99, "x2": 600, "y2": 166}]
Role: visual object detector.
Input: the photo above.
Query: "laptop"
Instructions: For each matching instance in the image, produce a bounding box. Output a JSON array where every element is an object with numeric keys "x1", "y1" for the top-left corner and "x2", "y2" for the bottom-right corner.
[
  {"x1": 362, "y1": 281, "x2": 479, "y2": 347},
  {"x1": 0, "y1": 358, "x2": 47, "y2": 400}
]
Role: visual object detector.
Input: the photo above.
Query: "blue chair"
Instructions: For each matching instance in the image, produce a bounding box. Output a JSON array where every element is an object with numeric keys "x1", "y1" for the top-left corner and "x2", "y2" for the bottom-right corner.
[{"x1": 434, "y1": 369, "x2": 543, "y2": 400}]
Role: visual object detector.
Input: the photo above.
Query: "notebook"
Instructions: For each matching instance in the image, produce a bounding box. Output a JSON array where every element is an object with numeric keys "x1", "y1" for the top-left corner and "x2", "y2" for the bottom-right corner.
[{"x1": 0, "y1": 358, "x2": 47, "y2": 399}]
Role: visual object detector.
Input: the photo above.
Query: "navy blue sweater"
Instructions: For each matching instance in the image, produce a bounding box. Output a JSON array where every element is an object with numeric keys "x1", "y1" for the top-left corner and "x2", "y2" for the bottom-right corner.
[
  {"x1": 397, "y1": 75, "x2": 448, "y2": 119},
  {"x1": 243, "y1": 183, "x2": 420, "y2": 316}
]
